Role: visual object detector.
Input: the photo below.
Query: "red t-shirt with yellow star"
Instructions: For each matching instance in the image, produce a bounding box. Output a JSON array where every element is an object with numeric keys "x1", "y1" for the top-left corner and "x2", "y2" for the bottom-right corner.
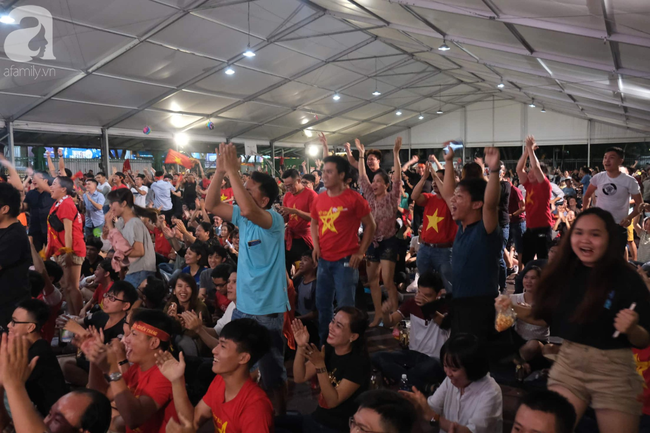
[
  {"x1": 311, "y1": 189, "x2": 371, "y2": 262},
  {"x1": 419, "y1": 193, "x2": 457, "y2": 245},
  {"x1": 634, "y1": 347, "x2": 650, "y2": 415},
  {"x1": 283, "y1": 188, "x2": 318, "y2": 238},
  {"x1": 522, "y1": 178, "x2": 553, "y2": 229},
  {"x1": 221, "y1": 187, "x2": 234, "y2": 203}
]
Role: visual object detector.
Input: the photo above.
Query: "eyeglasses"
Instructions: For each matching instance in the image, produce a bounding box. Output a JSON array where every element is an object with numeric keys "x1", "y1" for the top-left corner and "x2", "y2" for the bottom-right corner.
[
  {"x1": 103, "y1": 293, "x2": 126, "y2": 302},
  {"x1": 349, "y1": 417, "x2": 384, "y2": 433},
  {"x1": 213, "y1": 282, "x2": 227, "y2": 288},
  {"x1": 9, "y1": 319, "x2": 37, "y2": 326}
]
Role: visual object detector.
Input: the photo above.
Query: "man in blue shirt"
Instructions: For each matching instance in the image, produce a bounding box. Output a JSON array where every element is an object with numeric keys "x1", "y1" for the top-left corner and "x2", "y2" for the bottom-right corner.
[
  {"x1": 205, "y1": 142, "x2": 289, "y2": 414},
  {"x1": 151, "y1": 172, "x2": 179, "y2": 224},
  {"x1": 82, "y1": 178, "x2": 105, "y2": 239},
  {"x1": 579, "y1": 166, "x2": 591, "y2": 193},
  {"x1": 438, "y1": 144, "x2": 502, "y2": 342}
]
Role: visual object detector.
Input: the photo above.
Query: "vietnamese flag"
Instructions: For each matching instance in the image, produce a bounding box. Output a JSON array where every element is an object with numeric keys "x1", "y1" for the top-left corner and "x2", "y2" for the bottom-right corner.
[
  {"x1": 165, "y1": 149, "x2": 193, "y2": 169},
  {"x1": 71, "y1": 170, "x2": 83, "y2": 180},
  {"x1": 123, "y1": 158, "x2": 131, "y2": 173}
]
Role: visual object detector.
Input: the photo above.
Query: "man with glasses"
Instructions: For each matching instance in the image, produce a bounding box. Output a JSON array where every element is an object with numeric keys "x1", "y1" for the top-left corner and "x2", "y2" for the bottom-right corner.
[
  {"x1": 301, "y1": 174, "x2": 316, "y2": 191},
  {"x1": 349, "y1": 390, "x2": 417, "y2": 433},
  {"x1": 5, "y1": 298, "x2": 67, "y2": 417}
]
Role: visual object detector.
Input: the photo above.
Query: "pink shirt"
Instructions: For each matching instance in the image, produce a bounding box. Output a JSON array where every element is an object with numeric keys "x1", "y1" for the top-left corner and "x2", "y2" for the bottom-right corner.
[{"x1": 359, "y1": 176, "x2": 401, "y2": 244}]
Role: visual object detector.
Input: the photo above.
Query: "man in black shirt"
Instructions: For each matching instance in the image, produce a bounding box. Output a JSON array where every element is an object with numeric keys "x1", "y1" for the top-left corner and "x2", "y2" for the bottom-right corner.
[
  {"x1": 22, "y1": 171, "x2": 54, "y2": 251},
  {"x1": 81, "y1": 236, "x2": 103, "y2": 278},
  {"x1": 7, "y1": 298, "x2": 68, "y2": 416},
  {"x1": 0, "y1": 182, "x2": 32, "y2": 327}
]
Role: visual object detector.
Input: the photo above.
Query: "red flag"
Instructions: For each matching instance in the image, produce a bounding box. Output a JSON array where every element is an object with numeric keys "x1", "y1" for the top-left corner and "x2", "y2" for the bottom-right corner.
[
  {"x1": 122, "y1": 158, "x2": 131, "y2": 173},
  {"x1": 165, "y1": 149, "x2": 193, "y2": 169},
  {"x1": 71, "y1": 170, "x2": 83, "y2": 180}
]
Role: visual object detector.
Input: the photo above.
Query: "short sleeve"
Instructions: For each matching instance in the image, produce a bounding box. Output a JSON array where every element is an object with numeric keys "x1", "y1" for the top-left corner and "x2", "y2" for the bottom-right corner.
[
  {"x1": 355, "y1": 193, "x2": 372, "y2": 219},
  {"x1": 96, "y1": 194, "x2": 105, "y2": 205},
  {"x1": 629, "y1": 177, "x2": 641, "y2": 195},
  {"x1": 358, "y1": 175, "x2": 372, "y2": 196},
  {"x1": 270, "y1": 210, "x2": 284, "y2": 233},
  {"x1": 426, "y1": 378, "x2": 448, "y2": 414},
  {"x1": 238, "y1": 395, "x2": 274, "y2": 433},
  {"x1": 339, "y1": 352, "x2": 370, "y2": 385},
  {"x1": 142, "y1": 369, "x2": 173, "y2": 408},
  {"x1": 307, "y1": 190, "x2": 316, "y2": 208},
  {"x1": 310, "y1": 198, "x2": 319, "y2": 220},
  {"x1": 590, "y1": 173, "x2": 601, "y2": 187},
  {"x1": 398, "y1": 299, "x2": 416, "y2": 318},
  {"x1": 129, "y1": 220, "x2": 147, "y2": 245},
  {"x1": 201, "y1": 376, "x2": 222, "y2": 409},
  {"x1": 463, "y1": 384, "x2": 503, "y2": 433},
  {"x1": 57, "y1": 200, "x2": 77, "y2": 221},
  {"x1": 230, "y1": 205, "x2": 242, "y2": 227}
]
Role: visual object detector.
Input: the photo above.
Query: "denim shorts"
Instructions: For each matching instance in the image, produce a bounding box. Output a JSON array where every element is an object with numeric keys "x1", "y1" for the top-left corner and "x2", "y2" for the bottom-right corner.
[{"x1": 366, "y1": 236, "x2": 399, "y2": 263}]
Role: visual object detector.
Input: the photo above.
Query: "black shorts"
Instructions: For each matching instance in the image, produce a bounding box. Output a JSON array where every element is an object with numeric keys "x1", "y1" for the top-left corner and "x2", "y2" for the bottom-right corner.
[{"x1": 366, "y1": 236, "x2": 399, "y2": 263}]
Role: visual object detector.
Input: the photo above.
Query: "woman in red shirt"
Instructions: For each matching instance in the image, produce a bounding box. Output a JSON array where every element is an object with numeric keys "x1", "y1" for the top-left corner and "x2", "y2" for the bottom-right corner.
[{"x1": 46, "y1": 176, "x2": 86, "y2": 315}]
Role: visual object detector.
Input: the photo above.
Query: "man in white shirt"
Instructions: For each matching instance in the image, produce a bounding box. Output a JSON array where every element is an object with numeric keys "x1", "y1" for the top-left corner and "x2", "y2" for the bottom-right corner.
[
  {"x1": 130, "y1": 174, "x2": 149, "y2": 208},
  {"x1": 583, "y1": 147, "x2": 642, "y2": 251}
]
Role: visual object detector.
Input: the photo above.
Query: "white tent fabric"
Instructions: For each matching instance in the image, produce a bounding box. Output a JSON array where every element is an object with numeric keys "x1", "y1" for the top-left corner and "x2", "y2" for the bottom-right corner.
[{"x1": 0, "y1": 0, "x2": 649, "y2": 149}]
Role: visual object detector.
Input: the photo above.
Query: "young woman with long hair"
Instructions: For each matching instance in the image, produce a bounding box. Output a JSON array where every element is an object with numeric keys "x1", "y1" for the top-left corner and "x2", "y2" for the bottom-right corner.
[
  {"x1": 497, "y1": 207, "x2": 650, "y2": 431},
  {"x1": 46, "y1": 176, "x2": 85, "y2": 314}
]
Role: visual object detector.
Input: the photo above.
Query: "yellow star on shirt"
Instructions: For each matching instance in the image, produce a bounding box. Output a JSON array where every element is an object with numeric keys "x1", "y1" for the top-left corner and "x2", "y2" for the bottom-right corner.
[
  {"x1": 425, "y1": 209, "x2": 445, "y2": 233},
  {"x1": 319, "y1": 207, "x2": 341, "y2": 235},
  {"x1": 221, "y1": 193, "x2": 228, "y2": 201},
  {"x1": 216, "y1": 422, "x2": 228, "y2": 433},
  {"x1": 289, "y1": 205, "x2": 298, "y2": 221},
  {"x1": 635, "y1": 353, "x2": 650, "y2": 389},
  {"x1": 525, "y1": 189, "x2": 534, "y2": 207}
]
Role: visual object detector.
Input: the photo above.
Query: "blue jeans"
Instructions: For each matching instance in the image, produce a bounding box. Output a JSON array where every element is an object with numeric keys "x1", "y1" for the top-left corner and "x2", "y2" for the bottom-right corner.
[
  {"x1": 509, "y1": 220, "x2": 526, "y2": 255},
  {"x1": 498, "y1": 225, "x2": 510, "y2": 290},
  {"x1": 124, "y1": 270, "x2": 155, "y2": 288},
  {"x1": 416, "y1": 245, "x2": 452, "y2": 293},
  {"x1": 231, "y1": 308, "x2": 287, "y2": 390},
  {"x1": 316, "y1": 257, "x2": 359, "y2": 344}
]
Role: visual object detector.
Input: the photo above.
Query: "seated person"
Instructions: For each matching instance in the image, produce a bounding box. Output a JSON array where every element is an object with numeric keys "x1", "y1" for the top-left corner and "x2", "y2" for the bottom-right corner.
[
  {"x1": 136, "y1": 275, "x2": 167, "y2": 310},
  {"x1": 292, "y1": 250, "x2": 318, "y2": 345},
  {"x1": 84, "y1": 309, "x2": 177, "y2": 433},
  {"x1": 373, "y1": 271, "x2": 449, "y2": 391},
  {"x1": 181, "y1": 242, "x2": 208, "y2": 285},
  {"x1": 6, "y1": 299, "x2": 68, "y2": 417},
  {"x1": 351, "y1": 390, "x2": 417, "y2": 433},
  {"x1": 63, "y1": 281, "x2": 138, "y2": 387},
  {"x1": 511, "y1": 389, "x2": 576, "y2": 433},
  {"x1": 164, "y1": 273, "x2": 211, "y2": 356},
  {"x1": 198, "y1": 246, "x2": 231, "y2": 305},
  {"x1": 28, "y1": 239, "x2": 63, "y2": 344},
  {"x1": 401, "y1": 333, "x2": 503, "y2": 433},
  {"x1": 181, "y1": 270, "x2": 237, "y2": 349},
  {"x1": 79, "y1": 259, "x2": 117, "y2": 317},
  {"x1": 201, "y1": 263, "x2": 232, "y2": 317},
  {"x1": 81, "y1": 236, "x2": 104, "y2": 278},
  {"x1": 514, "y1": 238, "x2": 560, "y2": 294},
  {"x1": 0, "y1": 336, "x2": 111, "y2": 433},
  {"x1": 155, "y1": 318, "x2": 273, "y2": 432},
  {"x1": 281, "y1": 307, "x2": 371, "y2": 432}
]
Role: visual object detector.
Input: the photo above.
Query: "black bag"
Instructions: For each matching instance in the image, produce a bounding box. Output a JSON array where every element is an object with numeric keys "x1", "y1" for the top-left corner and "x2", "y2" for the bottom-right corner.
[{"x1": 48, "y1": 211, "x2": 64, "y2": 232}]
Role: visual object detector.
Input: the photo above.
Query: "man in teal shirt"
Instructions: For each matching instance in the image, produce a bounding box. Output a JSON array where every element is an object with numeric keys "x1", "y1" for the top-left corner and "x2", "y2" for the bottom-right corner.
[{"x1": 205, "y1": 143, "x2": 289, "y2": 414}]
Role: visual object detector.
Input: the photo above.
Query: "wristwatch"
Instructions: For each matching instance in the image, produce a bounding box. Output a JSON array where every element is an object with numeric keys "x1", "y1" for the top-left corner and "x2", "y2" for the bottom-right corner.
[
  {"x1": 104, "y1": 372, "x2": 123, "y2": 382},
  {"x1": 118, "y1": 359, "x2": 129, "y2": 366}
]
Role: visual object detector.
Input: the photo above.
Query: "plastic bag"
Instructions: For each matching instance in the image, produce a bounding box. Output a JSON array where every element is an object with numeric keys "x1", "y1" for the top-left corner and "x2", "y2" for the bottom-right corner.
[{"x1": 495, "y1": 295, "x2": 516, "y2": 332}]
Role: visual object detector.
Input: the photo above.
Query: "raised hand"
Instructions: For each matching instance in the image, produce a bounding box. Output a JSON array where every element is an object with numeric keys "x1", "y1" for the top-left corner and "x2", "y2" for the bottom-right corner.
[
  {"x1": 354, "y1": 138, "x2": 365, "y2": 155},
  {"x1": 155, "y1": 351, "x2": 186, "y2": 383},
  {"x1": 525, "y1": 135, "x2": 538, "y2": 151},
  {"x1": 318, "y1": 132, "x2": 328, "y2": 155},
  {"x1": 215, "y1": 143, "x2": 227, "y2": 175},
  {"x1": 291, "y1": 319, "x2": 310, "y2": 348},
  {"x1": 0, "y1": 334, "x2": 39, "y2": 389},
  {"x1": 303, "y1": 343, "x2": 326, "y2": 369},
  {"x1": 180, "y1": 311, "x2": 202, "y2": 331},
  {"x1": 443, "y1": 141, "x2": 455, "y2": 163},
  {"x1": 344, "y1": 142, "x2": 352, "y2": 155},
  {"x1": 168, "y1": 302, "x2": 178, "y2": 319},
  {"x1": 483, "y1": 147, "x2": 500, "y2": 172},
  {"x1": 394, "y1": 136, "x2": 402, "y2": 153}
]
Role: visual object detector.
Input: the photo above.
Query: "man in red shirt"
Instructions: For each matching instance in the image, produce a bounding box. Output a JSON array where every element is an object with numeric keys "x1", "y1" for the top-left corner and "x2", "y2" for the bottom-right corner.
[
  {"x1": 411, "y1": 163, "x2": 457, "y2": 291},
  {"x1": 280, "y1": 169, "x2": 318, "y2": 273},
  {"x1": 310, "y1": 155, "x2": 376, "y2": 343},
  {"x1": 506, "y1": 172, "x2": 526, "y2": 257},
  {"x1": 155, "y1": 318, "x2": 274, "y2": 433},
  {"x1": 516, "y1": 135, "x2": 553, "y2": 265},
  {"x1": 85, "y1": 309, "x2": 177, "y2": 433},
  {"x1": 111, "y1": 172, "x2": 128, "y2": 191}
]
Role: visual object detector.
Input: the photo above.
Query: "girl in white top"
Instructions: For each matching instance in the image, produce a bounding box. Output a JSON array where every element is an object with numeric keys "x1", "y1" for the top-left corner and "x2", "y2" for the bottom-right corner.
[{"x1": 401, "y1": 334, "x2": 503, "y2": 433}]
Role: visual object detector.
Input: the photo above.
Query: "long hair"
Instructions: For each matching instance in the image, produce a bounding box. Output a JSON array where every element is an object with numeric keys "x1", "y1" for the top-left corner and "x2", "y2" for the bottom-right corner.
[
  {"x1": 168, "y1": 273, "x2": 200, "y2": 314},
  {"x1": 532, "y1": 208, "x2": 628, "y2": 323},
  {"x1": 106, "y1": 188, "x2": 159, "y2": 223},
  {"x1": 332, "y1": 306, "x2": 369, "y2": 355}
]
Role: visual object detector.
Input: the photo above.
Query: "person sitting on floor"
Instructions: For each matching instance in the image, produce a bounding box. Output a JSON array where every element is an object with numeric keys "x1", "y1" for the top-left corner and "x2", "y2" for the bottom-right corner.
[
  {"x1": 154, "y1": 318, "x2": 273, "y2": 432},
  {"x1": 401, "y1": 333, "x2": 503, "y2": 433},
  {"x1": 511, "y1": 389, "x2": 576, "y2": 433},
  {"x1": 350, "y1": 389, "x2": 418, "y2": 433},
  {"x1": 372, "y1": 271, "x2": 450, "y2": 392},
  {"x1": 292, "y1": 250, "x2": 319, "y2": 345}
]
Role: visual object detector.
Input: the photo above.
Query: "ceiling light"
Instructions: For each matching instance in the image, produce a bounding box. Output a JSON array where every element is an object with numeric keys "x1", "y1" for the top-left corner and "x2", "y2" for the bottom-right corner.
[
  {"x1": 304, "y1": 129, "x2": 313, "y2": 138},
  {"x1": 170, "y1": 114, "x2": 186, "y2": 128},
  {"x1": 438, "y1": 40, "x2": 450, "y2": 51},
  {"x1": 497, "y1": 83, "x2": 505, "y2": 89},
  {"x1": 174, "y1": 133, "x2": 189, "y2": 146},
  {"x1": 0, "y1": 15, "x2": 15, "y2": 24},
  {"x1": 225, "y1": 67, "x2": 235, "y2": 75},
  {"x1": 301, "y1": 118, "x2": 309, "y2": 125},
  {"x1": 333, "y1": 93, "x2": 341, "y2": 101},
  {"x1": 436, "y1": 109, "x2": 443, "y2": 114},
  {"x1": 396, "y1": 110, "x2": 402, "y2": 116},
  {"x1": 242, "y1": 1, "x2": 255, "y2": 58},
  {"x1": 307, "y1": 145, "x2": 319, "y2": 157},
  {"x1": 418, "y1": 114, "x2": 424, "y2": 120},
  {"x1": 372, "y1": 90, "x2": 381, "y2": 96},
  {"x1": 529, "y1": 100, "x2": 536, "y2": 108},
  {"x1": 541, "y1": 108, "x2": 546, "y2": 113},
  {"x1": 243, "y1": 49, "x2": 255, "y2": 58}
]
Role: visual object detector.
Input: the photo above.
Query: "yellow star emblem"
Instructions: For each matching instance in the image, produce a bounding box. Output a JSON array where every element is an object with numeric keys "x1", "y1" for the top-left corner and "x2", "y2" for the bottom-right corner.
[
  {"x1": 319, "y1": 207, "x2": 341, "y2": 235},
  {"x1": 216, "y1": 422, "x2": 228, "y2": 433},
  {"x1": 221, "y1": 194, "x2": 228, "y2": 201},
  {"x1": 525, "y1": 189, "x2": 534, "y2": 207},
  {"x1": 635, "y1": 353, "x2": 650, "y2": 389},
  {"x1": 425, "y1": 209, "x2": 445, "y2": 232},
  {"x1": 289, "y1": 205, "x2": 298, "y2": 221},
  {"x1": 173, "y1": 156, "x2": 181, "y2": 164}
]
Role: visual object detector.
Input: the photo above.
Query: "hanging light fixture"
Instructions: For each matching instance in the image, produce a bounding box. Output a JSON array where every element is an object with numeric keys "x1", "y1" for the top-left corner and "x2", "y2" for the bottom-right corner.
[
  {"x1": 372, "y1": 57, "x2": 381, "y2": 96},
  {"x1": 497, "y1": 82, "x2": 505, "y2": 89},
  {"x1": 396, "y1": 110, "x2": 402, "y2": 116},
  {"x1": 225, "y1": 67, "x2": 235, "y2": 75},
  {"x1": 438, "y1": 40, "x2": 450, "y2": 51},
  {"x1": 242, "y1": 2, "x2": 255, "y2": 57},
  {"x1": 333, "y1": 93, "x2": 341, "y2": 101},
  {"x1": 529, "y1": 98, "x2": 536, "y2": 108},
  {"x1": 418, "y1": 114, "x2": 424, "y2": 120},
  {"x1": 541, "y1": 107, "x2": 546, "y2": 113}
]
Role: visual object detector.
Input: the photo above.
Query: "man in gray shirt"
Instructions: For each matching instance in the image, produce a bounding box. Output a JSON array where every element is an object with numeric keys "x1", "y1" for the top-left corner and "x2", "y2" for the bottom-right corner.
[{"x1": 116, "y1": 215, "x2": 156, "y2": 288}]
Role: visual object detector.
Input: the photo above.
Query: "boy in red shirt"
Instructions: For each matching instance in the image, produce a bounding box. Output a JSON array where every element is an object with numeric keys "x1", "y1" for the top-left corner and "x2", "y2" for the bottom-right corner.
[
  {"x1": 310, "y1": 155, "x2": 376, "y2": 343},
  {"x1": 85, "y1": 309, "x2": 177, "y2": 433},
  {"x1": 280, "y1": 169, "x2": 318, "y2": 273},
  {"x1": 155, "y1": 318, "x2": 273, "y2": 433},
  {"x1": 516, "y1": 135, "x2": 553, "y2": 265}
]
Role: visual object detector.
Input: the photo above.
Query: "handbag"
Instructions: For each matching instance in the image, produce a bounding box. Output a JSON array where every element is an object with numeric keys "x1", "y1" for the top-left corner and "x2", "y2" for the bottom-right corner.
[{"x1": 48, "y1": 210, "x2": 64, "y2": 232}]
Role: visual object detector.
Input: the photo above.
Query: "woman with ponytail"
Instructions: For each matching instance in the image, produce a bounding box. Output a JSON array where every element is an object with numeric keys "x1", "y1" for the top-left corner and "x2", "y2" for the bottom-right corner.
[
  {"x1": 46, "y1": 176, "x2": 85, "y2": 314},
  {"x1": 104, "y1": 188, "x2": 157, "y2": 287}
]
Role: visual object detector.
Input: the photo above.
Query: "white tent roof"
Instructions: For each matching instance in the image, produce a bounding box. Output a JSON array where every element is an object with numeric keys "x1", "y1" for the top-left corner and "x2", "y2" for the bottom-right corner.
[{"x1": 1, "y1": 0, "x2": 649, "y2": 150}]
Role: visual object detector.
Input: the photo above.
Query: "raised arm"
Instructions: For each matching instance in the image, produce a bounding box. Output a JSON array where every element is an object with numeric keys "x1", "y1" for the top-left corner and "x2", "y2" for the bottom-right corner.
[
  {"x1": 345, "y1": 142, "x2": 359, "y2": 169},
  {"x1": 354, "y1": 139, "x2": 368, "y2": 183},
  {"x1": 0, "y1": 155, "x2": 24, "y2": 193},
  {"x1": 516, "y1": 146, "x2": 529, "y2": 185},
  {"x1": 525, "y1": 135, "x2": 545, "y2": 183},
  {"x1": 402, "y1": 155, "x2": 419, "y2": 172},
  {"x1": 46, "y1": 151, "x2": 57, "y2": 178},
  {"x1": 204, "y1": 144, "x2": 234, "y2": 222},
  {"x1": 57, "y1": 148, "x2": 65, "y2": 175},
  {"x1": 430, "y1": 153, "x2": 444, "y2": 172},
  {"x1": 392, "y1": 137, "x2": 402, "y2": 183},
  {"x1": 441, "y1": 144, "x2": 457, "y2": 207},
  {"x1": 482, "y1": 147, "x2": 501, "y2": 234},
  {"x1": 318, "y1": 132, "x2": 329, "y2": 157},
  {"x1": 411, "y1": 162, "x2": 432, "y2": 207}
]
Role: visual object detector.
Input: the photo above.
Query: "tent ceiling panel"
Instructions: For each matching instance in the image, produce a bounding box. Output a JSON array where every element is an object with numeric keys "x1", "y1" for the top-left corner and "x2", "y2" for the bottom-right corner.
[
  {"x1": 610, "y1": 2, "x2": 650, "y2": 39},
  {"x1": 307, "y1": 117, "x2": 359, "y2": 132},
  {"x1": 113, "y1": 110, "x2": 203, "y2": 132},
  {"x1": 491, "y1": 0, "x2": 606, "y2": 32},
  {"x1": 375, "y1": 90, "x2": 421, "y2": 108},
  {"x1": 302, "y1": 95, "x2": 366, "y2": 116},
  {"x1": 402, "y1": 98, "x2": 439, "y2": 112},
  {"x1": 371, "y1": 110, "x2": 416, "y2": 125},
  {"x1": 20, "y1": 100, "x2": 132, "y2": 126},
  {"x1": 265, "y1": 110, "x2": 333, "y2": 129},
  {"x1": 343, "y1": 79, "x2": 397, "y2": 99},
  {"x1": 345, "y1": 103, "x2": 397, "y2": 121},
  {"x1": 219, "y1": 102, "x2": 289, "y2": 123},
  {"x1": 296, "y1": 64, "x2": 365, "y2": 90},
  {"x1": 232, "y1": 44, "x2": 323, "y2": 77},
  {"x1": 0, "y1": 62, "x2": 80, "y2": 97},
  {"x1": 0, "y1": 94, "x2": 41, "y2": 119},
  {"x1": 96, "y1": 43, "x2": 222, "y2": 87},
  {"x1": 56, "y1": 75, "x2": 170, "y2": 107},
  {"x1": 618, "y1": 44, "x2": 650, "y2": 73},
  {"x1": 238, "y1": 123, "x2": 297, "y2": 139},
  {"x1": 277, "y1": 32, "x2": 370, "y2": 61},
  {"x1": 152, "y1": 91, "x2": 239, "y2": 115},
  {"x1": 257, "y1": 81, "x2": 332, "y2": 107},
  {"x1": 189, "y1": 67, "x2": 284, "y2": 99},
  {"x1": 150, "y1": 14, "x2": 265, "y2": 62}
]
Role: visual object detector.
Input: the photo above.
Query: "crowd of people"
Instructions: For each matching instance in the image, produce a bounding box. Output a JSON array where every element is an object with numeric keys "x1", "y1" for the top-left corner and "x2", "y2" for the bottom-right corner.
[{"x1": 0, "y1": 133, "x2": 648, "y2": 433}]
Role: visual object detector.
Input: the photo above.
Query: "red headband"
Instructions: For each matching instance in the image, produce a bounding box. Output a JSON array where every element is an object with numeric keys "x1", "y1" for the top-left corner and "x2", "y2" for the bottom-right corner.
[{"x1": 131, "y1": 321, "x2": 170, "y2": 342}]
